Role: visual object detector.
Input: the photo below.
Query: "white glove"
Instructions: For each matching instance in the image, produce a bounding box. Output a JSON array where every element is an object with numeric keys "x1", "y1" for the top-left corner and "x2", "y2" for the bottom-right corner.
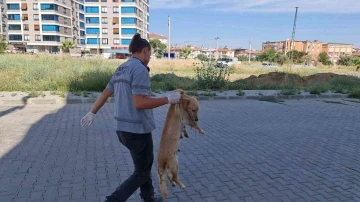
[
  {"x1": 81, "y1": 112, "x2": 95, "y2": 127},
  {"x1": 167, "y1": 91, "x2": 181, "y2": 104}
]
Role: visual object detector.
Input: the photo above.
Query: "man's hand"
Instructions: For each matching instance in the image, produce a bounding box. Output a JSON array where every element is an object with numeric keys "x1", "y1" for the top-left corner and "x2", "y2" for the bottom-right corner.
[
  {"x1": 167, "y1": 91, "x2": 181, "y2": 104},
  {"x1": 81, "y1": 112, "x2": 95, "y2": 127}
]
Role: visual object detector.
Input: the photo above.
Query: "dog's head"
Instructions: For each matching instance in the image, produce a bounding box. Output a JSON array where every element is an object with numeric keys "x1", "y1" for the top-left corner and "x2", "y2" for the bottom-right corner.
[{"x1": 180, "y1": 94, "x2": 200, "y2": 122}]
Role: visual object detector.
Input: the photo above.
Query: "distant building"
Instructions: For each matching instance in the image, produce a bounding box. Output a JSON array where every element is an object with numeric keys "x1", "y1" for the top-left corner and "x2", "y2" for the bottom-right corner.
[
  {"x1": 149, "y1": 33, "x2": 168, "y2": 44},
  {"x1": 262, "y1": 39, "x2": 353, "y2": 63}
]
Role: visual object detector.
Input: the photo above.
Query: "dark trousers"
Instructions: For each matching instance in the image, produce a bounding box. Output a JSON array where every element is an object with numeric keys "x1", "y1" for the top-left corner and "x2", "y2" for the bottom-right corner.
[{"x1": 110, "y1": 131, "x2": 155, "y2": 201}]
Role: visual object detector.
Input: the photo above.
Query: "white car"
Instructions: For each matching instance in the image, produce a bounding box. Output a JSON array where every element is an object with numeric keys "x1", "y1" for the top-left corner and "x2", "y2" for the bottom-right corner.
[{"x1": 216, "y1": 58, "x2": 238, "y2": 68}]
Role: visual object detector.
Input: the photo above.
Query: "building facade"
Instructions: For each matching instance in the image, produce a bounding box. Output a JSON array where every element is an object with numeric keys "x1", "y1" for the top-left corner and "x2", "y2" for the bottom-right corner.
[
  {"x1": 262, "y1": 40, "x2": 353, "y2": 62},
  {"x1": 149, "y1": 33, "x2": 167, "y2": 44},
  {"x1": 1, "y1": 0, "x2": 149, "y2": 56}
]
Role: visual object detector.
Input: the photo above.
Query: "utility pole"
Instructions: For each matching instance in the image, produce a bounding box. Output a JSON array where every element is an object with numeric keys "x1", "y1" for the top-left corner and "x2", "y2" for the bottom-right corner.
[
  {"x1": 215, "y1": 37, "x2": 220, "y2": 59},
  {"x1": 168, "y1": 15, "x2": 171, "y2": 60},
  {"x1": 290, "y1": 7, "x2": 299, "y2": 62},
  {"x1": 249, "y1": 38, "x2": 252, "y2": 64}
]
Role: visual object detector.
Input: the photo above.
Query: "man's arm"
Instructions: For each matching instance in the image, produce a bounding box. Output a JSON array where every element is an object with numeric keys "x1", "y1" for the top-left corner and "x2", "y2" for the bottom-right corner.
[
  {"x1": 90, "y1": 88, "x2": 113, "y2": 114},
  {"x1": 133, "y1": 95, "x2": 168, "y2": 110}
]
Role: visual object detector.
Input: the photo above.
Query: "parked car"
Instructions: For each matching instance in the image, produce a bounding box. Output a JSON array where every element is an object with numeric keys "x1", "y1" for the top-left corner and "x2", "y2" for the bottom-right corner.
[
  {"x1": 261, "y1": 62, "x2": 279, "y2": 68},
  {"x1": 216, "y1": 57, "x2": 238, "y2": 68}
]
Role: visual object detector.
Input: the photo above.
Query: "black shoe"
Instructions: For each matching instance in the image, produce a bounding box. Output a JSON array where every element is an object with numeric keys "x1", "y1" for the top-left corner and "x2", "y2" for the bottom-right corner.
[
  {"x1": 142, "y1": 196, "x2": 163, "y2": 202},
  {"x1": 104, "y1": 195, "x2": 120, "y2": 202}
]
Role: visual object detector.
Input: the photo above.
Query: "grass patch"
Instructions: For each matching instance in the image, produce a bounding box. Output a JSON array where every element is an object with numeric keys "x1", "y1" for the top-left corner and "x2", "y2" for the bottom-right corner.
[
  {"x1": 280, "y1": 84, "x2": 301, "y2": 95},
  {"x1": 308, "y1": 83, "x2": 330, "y2": 95},
  {"x1": 349, "y1": 88, "x2": 360, "y2": 99},
  {"x1": 236, "y1": 90, "x2": 245, "y2": 96},
  {"x1": 186, "y1": 91, "x2": 199, "y2": 96}
]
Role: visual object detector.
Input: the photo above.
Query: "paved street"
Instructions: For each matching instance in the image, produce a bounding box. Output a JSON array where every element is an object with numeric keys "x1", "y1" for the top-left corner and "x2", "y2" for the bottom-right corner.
[{"x1": 1, "y1": 99, "x2": 360, "y2": 202}]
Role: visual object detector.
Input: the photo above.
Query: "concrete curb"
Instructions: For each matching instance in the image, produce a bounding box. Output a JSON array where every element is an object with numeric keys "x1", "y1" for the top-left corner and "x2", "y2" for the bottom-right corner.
[{"x1": 0, "y1": 93, "x2": 351, "y2": 106}]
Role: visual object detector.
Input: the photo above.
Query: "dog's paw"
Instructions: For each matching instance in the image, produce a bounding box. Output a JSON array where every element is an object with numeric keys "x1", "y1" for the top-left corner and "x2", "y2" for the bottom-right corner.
[{"x1": 199, "y1": 129, "x2": 205, "y2": 134}]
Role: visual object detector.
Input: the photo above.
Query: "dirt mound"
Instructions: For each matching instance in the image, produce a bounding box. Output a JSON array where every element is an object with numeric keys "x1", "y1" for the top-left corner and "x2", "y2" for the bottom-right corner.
[
  {"x1": 240, "y1": 72, "x2": 354, "y2": 87},
  {"x1": 243, "y1": 72, "x2": 305, "y2": 87}
]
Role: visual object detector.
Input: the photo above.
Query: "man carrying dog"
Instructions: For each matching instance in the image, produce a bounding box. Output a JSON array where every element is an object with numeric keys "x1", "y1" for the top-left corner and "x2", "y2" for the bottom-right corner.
[{"x1": 80, "y1": 33, "x2": 181, "y2": 202}]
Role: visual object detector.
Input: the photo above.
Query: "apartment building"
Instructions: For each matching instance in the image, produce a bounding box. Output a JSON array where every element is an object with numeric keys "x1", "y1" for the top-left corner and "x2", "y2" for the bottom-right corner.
[
  {"x1": 3, "y1": 0, "x2": 85, "y2": 53},
  {"x1": 1, "y1": 0, "x2": 149, "y2": 56},
  {"x1": 262, "y1": 40, "x2": 353, "y2": 62},
  {"x1": 322, "y1": 43, "x2": 353, "y2": 63},
  {"x1": 84, "y1": 0, "x2": 149, "y2": 57}
]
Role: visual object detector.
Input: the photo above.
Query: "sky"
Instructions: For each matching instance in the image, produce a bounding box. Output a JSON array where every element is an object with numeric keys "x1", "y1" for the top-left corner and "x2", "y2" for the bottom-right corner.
[{"x1": 148, "y1": 0, "x2": 360, "y2": 50}]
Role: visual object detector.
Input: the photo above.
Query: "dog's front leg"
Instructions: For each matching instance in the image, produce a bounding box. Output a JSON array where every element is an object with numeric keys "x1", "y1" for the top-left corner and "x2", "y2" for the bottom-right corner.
[
  {"x1": 193, "y1": 122, "x2": 205, "y2": 134},
  {"x1": 183, "y1": 126, "x2": 189, "y2": 138}
]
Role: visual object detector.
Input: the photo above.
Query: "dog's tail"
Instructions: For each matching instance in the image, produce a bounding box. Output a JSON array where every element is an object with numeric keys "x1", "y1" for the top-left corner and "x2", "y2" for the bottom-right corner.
[{"x1": 158, "y1": 165, "x2": 168, "y2": 200}]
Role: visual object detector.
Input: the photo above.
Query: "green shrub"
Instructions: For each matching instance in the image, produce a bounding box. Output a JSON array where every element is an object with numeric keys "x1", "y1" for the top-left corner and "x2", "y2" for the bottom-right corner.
[{"x1": 195, "y1": 61, "x2": 234, "y2": 90}]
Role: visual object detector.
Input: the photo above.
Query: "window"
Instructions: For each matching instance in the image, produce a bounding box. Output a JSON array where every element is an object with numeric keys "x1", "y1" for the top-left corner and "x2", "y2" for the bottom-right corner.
[
  {"x1": 80, "y1": 31, "x2": 85, "y2": 36},
  {"x1": 102, "y1": 38, "x2": 108, "y2": 45},
  {"x1": 8, "y1": 14, "x2": 21, "y2": 21},
  {"x1": 87, "y1": 38, "x2": 99, "y2": 44},
  {"x1": 9, "y1": 35, "x2": 22, "y2": 41},
  {"x1": 21, "y1": 3, "x2": 27, "y2": 10},
  {"x1": 41, "y1": 4, "x2": 58, "y2": 10},
  {"x1": 33, "y1": 14, "x2": 39, "y2": 21},
  {"x1": 22, "y1": 14, "x2": 28, "y2": 21},
  {"x1": 64, "y1": 27, "x2": 68, "y2": 33},
  {"x1": 113, "y1": 6, "x2": 119, "y2": 13},
  {"x1": 42, "y1": 25, "x2": 59, "y2": 31},
  {"x1": 85, "y1": 6, "x2": 99, "y2": 13},
  {"x1": 86, "y1": 28, "x2": 100, "y2": 34},
  {"x1": 102, "y1": 28, "x2": 108, "y2": 34},
  {"x1": 122, "y1": 0, "x2": 135, "y2": 2},
  {"x1": 7, "y1": 4, "x2": 20, "y2": 10},
  {"x1": 121, "y1": 7, "x2": 136, "y2": 13},
  {"x1": 81, "y1": 39, "x2": 85, "y2": 44},
  {"x1": 24, "y1": 35, "x2": 30, "y2": 41},
  {"x1": 121, "y1": 28, "x2": 136, "y2": 35},
  {"x1": 35, "y1": 35, "x2": 41, "y2": 41},
  {"x1": 33, "y1": 4, "x2": 38, "y2": 10},
  {"x1": 9, "y1": 25, "x2": 21, "y2": 30},
  {"x1": 43, "y1": 35, "x2": 60, "y2": 42},
  {"x1": 80, "y1": 22, "x2": 85, "y2": 28},
  {"x1": 86, "y1": 17, "x2": 99, "y2": 24},
  {"x1": 79, "y1": 4, "x2": 84, "y2": 11},
  {"x1": 113, "y1": 28, "x2": 119, "y2": 34},
  {"x1": 34, "y1": 25, "x2": 40, "y2": 31},
  {"x1": 101, "y1": 6, "x2": 107, "y2": 13},
  {"x1": 23, "y1": 24, "x2": 29, "y2": 31},
  {"x1": 113, "y1": 0, "x2": 119, "y2": 2},
  {"x1": 85, "y1": 0, "x2": 99, "y2": 2},
  {"x1": 113, "y1": 38, "x2": 120, "y2": 45},
  {"x1": 101, "y1": 0, "x2": 107, "y2": 2},
  {"x1": 122, "y1": 39, "x2": 131, "y2": 45},
  {"x1": 42, "y1": 15, "x2": 59, "y2": 21},
  {"x1": 121, "y1": 17, "x2": 136, "y2": 24},
  {"x1": 79, "y1": 13, "x2": 85, "y2": 20},
  {"x1": 101, "y1": 17, "x2": 108, "y2": 24}
]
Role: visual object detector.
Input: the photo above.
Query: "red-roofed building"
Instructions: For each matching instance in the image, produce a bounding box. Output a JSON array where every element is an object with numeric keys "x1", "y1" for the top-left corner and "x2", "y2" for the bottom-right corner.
[{"x1": 149, "y1": 33, "x2": 168, "y2": 44}]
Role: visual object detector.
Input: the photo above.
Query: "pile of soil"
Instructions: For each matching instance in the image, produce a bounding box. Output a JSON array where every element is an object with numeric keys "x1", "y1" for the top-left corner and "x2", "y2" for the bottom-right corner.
[{"x1": 241, "y1": 72, "x2": 353, "y2": 87}]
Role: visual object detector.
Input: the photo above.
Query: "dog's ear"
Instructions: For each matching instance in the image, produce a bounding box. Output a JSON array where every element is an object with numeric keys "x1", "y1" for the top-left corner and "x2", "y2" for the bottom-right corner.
[
  {"x1": 180, "y1": 95, "x2": 190, "y2": 107},
  {"x1": 175, "y1": 89, "x2": 185, "y2": 95}
]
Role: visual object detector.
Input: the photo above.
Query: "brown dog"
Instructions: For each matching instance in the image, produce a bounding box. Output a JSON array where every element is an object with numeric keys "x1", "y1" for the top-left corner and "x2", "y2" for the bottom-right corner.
[{"x1": 157, "y1": 89, "x2": 205, "y2": 200}]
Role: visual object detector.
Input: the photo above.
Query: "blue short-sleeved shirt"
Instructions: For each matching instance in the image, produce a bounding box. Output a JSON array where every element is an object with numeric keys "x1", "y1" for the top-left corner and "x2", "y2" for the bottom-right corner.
[{"x1": 106, "y1": 57, "x2": 155, "y2": 134}]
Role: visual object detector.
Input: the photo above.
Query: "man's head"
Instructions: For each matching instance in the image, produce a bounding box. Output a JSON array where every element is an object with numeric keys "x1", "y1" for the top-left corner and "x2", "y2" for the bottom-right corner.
[{"x1": 129, "y1": 33, "x2": 151, "y2": 65}]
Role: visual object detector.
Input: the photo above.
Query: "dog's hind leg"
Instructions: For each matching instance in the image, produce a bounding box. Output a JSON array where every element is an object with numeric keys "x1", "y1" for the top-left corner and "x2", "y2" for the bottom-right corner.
[
  {"x1": 158, "y1": 166, "x2": 168, "y2": 200},
  {"x1": 168, "y1": 157, "x2": 186, "y2": 189},
  {"x1": 166, "y1": 170, "x2": 176, "y2": 187}
]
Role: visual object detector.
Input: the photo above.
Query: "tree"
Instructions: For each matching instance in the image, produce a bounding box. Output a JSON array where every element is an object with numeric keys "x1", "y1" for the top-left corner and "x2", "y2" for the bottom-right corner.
[
  {"x1": 337, "y1": 55, "x2": 355, "y2": 66},
  {"x1": 0, "y1": 37, "x2": 7, "y2": 53},
  {"x1": 274, "y1": 54, "x2": 289, "y2": 66},
  {"x1": 256, "y1": 49, "x2": 277, "y2": 62},
  {"x1": 238, "y1": 55, "x2": 249, "y2": 62},
  {"x1": 59, "y1": 40, "x2": 75, "y2": 54},
  {"x1": 180, "y1": 47, "x2": 191, "y2": 59},
  {"x1": 286, "y1": 50, "x2": 307, "y2": 64},
  {"x1": 318, "y1": 52, "x2": 332, "y2": 66},
  {"x1": 196, "y1": 54, "x2": 209, "y2": 61},
  {"x1": 302, "y1": 55, "x2": 313, "y2": 66},
  {"x1": 149, "y1": 39, "x2": 167, "y2": 58}
]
